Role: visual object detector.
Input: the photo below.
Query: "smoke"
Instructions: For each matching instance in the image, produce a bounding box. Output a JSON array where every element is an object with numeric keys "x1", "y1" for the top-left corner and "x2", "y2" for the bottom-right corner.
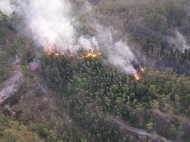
[
  {"x1": 78, "y1": 36, "x2": 99, "y2": 51},
  {"x1": 168, "y1": 31, "x2": 190, "y2": 53},
  {"x1": 8, "y1": 0, "x2": 98, "y2": 53},
  {"x1": 138, "y1": 25, "x2": 190, "y2": 53},
  {"x1": 1, "y1": 0, "x2": 138, "y2": 75},
  {"x1": 96, "y1": 26, "x2": 138, "y2": 74},
  {"x1": 0, "y1": 0, "x2": 13, "y2": 16},
  {"x1": 109, "y1": 41, "x2": 138, "y2": 74}
]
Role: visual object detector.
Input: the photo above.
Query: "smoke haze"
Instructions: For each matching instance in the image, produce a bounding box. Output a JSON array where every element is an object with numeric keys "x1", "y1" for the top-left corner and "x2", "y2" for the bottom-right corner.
[
  {"x1": 0, "y1": 0, "x2": 13, "y2": 16},
  {"x1": 96, "y1": 26, "x2": 138, "y2": 74},
  {"x1": 169, "y1": 31, "x2": 190, "y2": 52},
  {"x1": 0, "y1": 0, "x2": 138, "y2": 75}
]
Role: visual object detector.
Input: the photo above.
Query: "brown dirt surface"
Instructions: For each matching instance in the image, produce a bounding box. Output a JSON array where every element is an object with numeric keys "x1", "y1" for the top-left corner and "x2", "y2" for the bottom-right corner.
[
  {"x1": 153, "y1": 109, "x2": 190, "y2": 125},
  {"x1": 9, "y1": 90, "x2": 28, "y2": 107}
]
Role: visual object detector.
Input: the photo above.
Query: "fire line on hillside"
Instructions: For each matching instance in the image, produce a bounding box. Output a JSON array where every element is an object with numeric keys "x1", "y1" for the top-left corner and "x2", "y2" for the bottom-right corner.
[
  {"x1": 134, "y1": 66, "x2": 144, "y2": 80},
  {"x1": 45, "y1": 46, "x2": 144, "y2": 80},
  {"x1": 45, "y1": 46, "x2": 101, "y2": 58}
]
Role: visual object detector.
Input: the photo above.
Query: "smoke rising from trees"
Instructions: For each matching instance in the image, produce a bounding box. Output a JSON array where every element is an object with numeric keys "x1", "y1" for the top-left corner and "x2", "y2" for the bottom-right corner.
[
  {"x1": 169, "y1": 31, "x2": 190, "y2": 52},
  {"x1": 0, "y1": 0, "x2": 138, "y2": 74},
  {"x1": 0, "y1": 0, "x2": 13, "y2": 16},
  {"x1": 96, "y1": 26, "x2": 138, "y2": 74},
  {"x1": 11, "y1": 0, "x2": 99, "y2": 53}
]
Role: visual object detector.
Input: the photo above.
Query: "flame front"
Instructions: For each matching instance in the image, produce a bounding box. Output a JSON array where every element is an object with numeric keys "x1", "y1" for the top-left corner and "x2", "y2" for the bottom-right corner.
[
  {"x1": 45, "y1": 45, "x2": 64, "y2": 56},
  {"x1": 69, "y1": 53, "x2": 74, "y2": 56},
  {"x1": 46, "y1": 46, "x2": 55, "y2": 55},
  {"x1": 45, "y1": 46, "x2": 101, "y2": 58},
  {"x1": 46, "y1": 47, "x2": 143, "y2": 81},
  {"x1": 77, "y1": 51, "x2": 101, "y2": 59},
  {"x1": 55, "y1": 52, "x2": 64, "y2": 56},
  {"x1": 134, "y1": 67, "x2": 145, "y2": 80},
  {"x1": 140, "y1": 67, "x2": 144, "y2": 72},
  {"x1": 134, "y1": 74, "x2": 140, "y2": 80}
]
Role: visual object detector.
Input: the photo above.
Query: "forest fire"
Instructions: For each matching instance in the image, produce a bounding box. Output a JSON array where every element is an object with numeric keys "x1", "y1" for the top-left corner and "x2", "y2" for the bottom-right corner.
[
  {"x1": 55, "y1": 52, "x2": 64, "y2": 56},
  {"x1": 134, "y1": 74, "x2": 140, "y2": 80},
  {"x1": 134, "y1": 67, "x2": 144, "y2": 80},
  {"x1": 69, "y1": 53, "x2": 74, "y2": 56},
  {"x1": 77, "y1": 51, "x2": 101, "y2": 59},
  {"x1": 140, "y1": 67, "x2": 144, "y2": 72},
  {"x1": 45, "y1": 47, "x2": 101, "y2": 58},
  {"x1": 46, "y1": 46, "x2": 54, "y2": 55},
  {"x1": 46, "y1": 46, "x2": 65, "y2": 56},
  {"x1": 45, "y1": 46, "x2": 65, "y2": 56}
]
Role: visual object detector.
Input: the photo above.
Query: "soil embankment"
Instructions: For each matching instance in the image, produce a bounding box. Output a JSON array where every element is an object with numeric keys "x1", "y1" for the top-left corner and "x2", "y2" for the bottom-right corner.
[{"x1": 0, "y1": 70, "x2": 23, "y2": 105}]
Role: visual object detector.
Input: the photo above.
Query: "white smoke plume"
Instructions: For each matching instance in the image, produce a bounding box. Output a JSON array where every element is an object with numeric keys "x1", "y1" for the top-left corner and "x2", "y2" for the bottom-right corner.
[
  {"x1": 0, "y1": 0, "x2": 13, "y2": 16},
  {"x1": 169, "y1": 31, "x2": 190, "y2": 53},
  {"x1": 109, "y1": 41, "x2": 138, "y2": 74},
  {"x1": 96, "y1": 26, "x2": 138, "y2": 74},
  {"x1": 0, "y1": 0, "x2": 138, "y2": 75},
  {"x1": 8, "y1": 0, "x2": 98, "y2": 53}
]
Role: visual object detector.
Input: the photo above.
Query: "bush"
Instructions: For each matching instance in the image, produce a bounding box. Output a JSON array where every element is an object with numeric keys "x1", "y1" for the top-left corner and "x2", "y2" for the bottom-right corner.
[
  {"x1": 183, "y1": 134, "x2": 190, "y2": 142},
  {"x1": 35, "y1": 89, "x2": 43, "y2": 98},
  {"x1": 0, "y1": 133, "x2": 3, "y2": 138},
  {"x1": 174, "y1": 109, "x2": 180, "y2": 114},
  {"x1": 0, "y1": 68, "x2": 6, "y2": 76},
  {"x1": 20, "y1": 65, "x2": 27, "y2": 77},
  {"x1": 37, "y1": 123, "x2": 49, "y2": 138},
  {"x1": 4, "y1": 129, "x2": 18, "y2": 142},
  {"x1": 18, "y1": 125, "x2": 28, "y2": 131}
]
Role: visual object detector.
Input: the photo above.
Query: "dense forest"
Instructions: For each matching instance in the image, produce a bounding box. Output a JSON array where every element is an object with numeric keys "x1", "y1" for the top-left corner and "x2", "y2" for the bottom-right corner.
[{"x1": 1, "y1": 0, "x2": 190, "y2": 142}]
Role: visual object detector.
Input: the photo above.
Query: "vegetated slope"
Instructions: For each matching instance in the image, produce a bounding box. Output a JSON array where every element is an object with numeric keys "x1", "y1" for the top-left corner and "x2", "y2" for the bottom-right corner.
[
  {"x1": 1, "y1": 0, "x2": 190, "y2": 142},
  {"x1": 0, "y1": 111, "x2": 43, "y2": 142},
  {"x1": 76, "y1": 0, "x2": 190, "y2": 75},
  {"x1": 0, "y1": 4, "x2": 107, "y2": 141},
  {"x1": 38, "y1": 0, "x2": 190, "y2": 141},
  {"x1": 39, "y1": 53, "x2": 190, "y2": 142},
  {"x1": 0, "y1": 12, "x2": 45, "y2": 142}
]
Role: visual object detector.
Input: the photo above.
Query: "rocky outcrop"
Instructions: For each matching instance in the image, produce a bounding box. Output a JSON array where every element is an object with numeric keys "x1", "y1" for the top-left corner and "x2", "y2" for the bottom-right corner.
[
  {"x1": 3, "y1": 104, "x2": 16, "y2": 119},
  {"x1": 13, "y1": 55, "x2": 20, "y2": 65},
  {"x1": 0, "y1": 71, "x2": 23, "y2": 105}
]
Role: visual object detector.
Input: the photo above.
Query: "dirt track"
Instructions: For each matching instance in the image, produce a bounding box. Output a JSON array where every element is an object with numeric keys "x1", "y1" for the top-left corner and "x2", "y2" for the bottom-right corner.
[
  {"x1": 154, "y1": 109, "x2": 190, "y2": 125},
  {"x1": 2, "y1": 71, "x2": 22, "y2": 87},
  {"x1": 108, "y1": 114, "x2": 173, "y2": 142}
]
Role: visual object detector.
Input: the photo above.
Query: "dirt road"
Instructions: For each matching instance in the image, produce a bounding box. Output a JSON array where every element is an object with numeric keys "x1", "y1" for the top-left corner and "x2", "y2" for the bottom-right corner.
[
  {"x1": 154, "y1": 109, "x2": 190, "y2": 125},
  {"x1": 108, "y1": 114, "x2": 173, "y2": 142}
]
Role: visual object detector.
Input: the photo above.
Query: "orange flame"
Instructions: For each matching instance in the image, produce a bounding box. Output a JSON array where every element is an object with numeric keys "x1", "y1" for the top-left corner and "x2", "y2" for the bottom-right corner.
[
  {"x1": 134, "y1": 74, "x2": 140, "y2": 80},
  {"x1": 77, "y1": 51, "x2": 101, "y2": 59},
  {"x1": 69, "y1": 53, "x2": 74, "y2": 57},
  {"x1": 46, "y1": 46, "x2": 55, "y2": 55},
  {"x1": 46, "y1": 47, "x2": 142, "y2": 81},
  {"x1": 45, "y1": 46, "x2": 101, "y2": 58},
  {"x1": 45, "y1": 45, "x2": 65, "y2": 56},
  {"x1": 140, "y1": 67, "x2": 144, "y2": 72},
  {"x1": 55, "y1": 52, "x2": 64, "y2": 56},
  {"x1": 134, "y1": 67, "x2": 145, "y2": 80}
]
